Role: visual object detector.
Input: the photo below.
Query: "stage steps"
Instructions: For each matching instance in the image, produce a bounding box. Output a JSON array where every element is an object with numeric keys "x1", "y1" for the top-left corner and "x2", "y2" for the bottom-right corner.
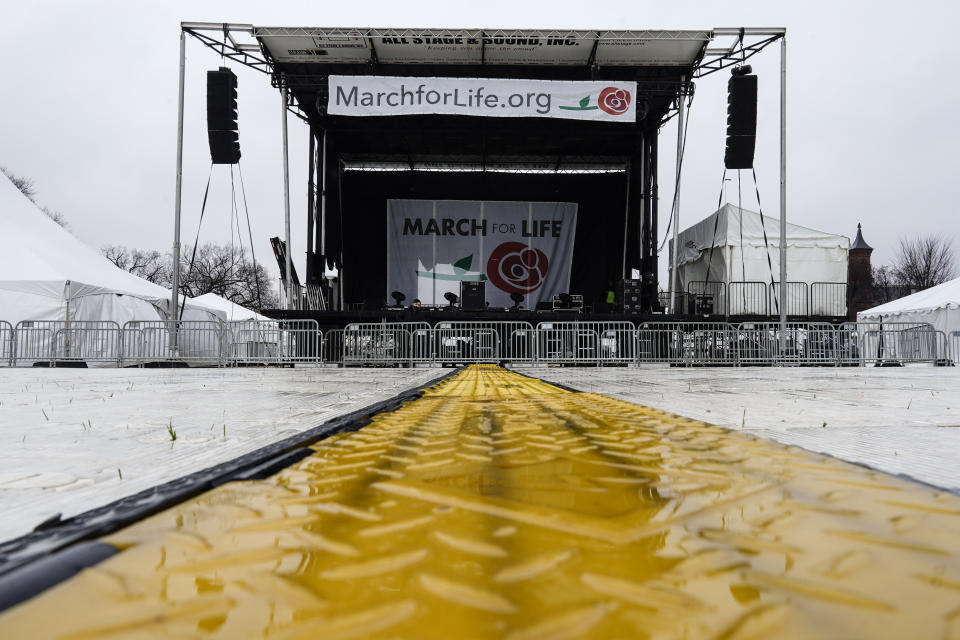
[{"x1": 3, "y1": 365, "x2": 960, "y2": 638}]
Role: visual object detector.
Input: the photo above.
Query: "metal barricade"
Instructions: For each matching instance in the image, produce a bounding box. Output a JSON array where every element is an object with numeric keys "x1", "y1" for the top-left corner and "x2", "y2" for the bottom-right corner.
[
  {"x1": 728, "y1": 281, "x2": 768, "y2": 316},
  {"x1": 861, "y1": 327, "x2": 948, "y2": 365},
  {"x1": 686, "y1": 281, "x2": 726, "y2": 315},
  {"x1": 342, "y1": 323, "x2": 425, "y2": 365},
  {"x1": 430, "y1": 321, "x2": 536, "y2": 365},
  {"x1": 736, "y1": 322, "x2": 839, "y2": 366},
  {"x1": 636, "y1": 322, "x2": 737, "y2": 365},
  {"x1": 536, "y1": 321, "x2": 635, "y2": 364},
  {"x1": 950, "y1": 331, "x2": 960, "y2": 365},
  {"x1": 810, "y1": 282, "x2": 847, "y2": 317},
  {"x1": 769, "y1": 282, "x2": 809, "y2": 316},
  {"x1": 14, "y1": 321, "x2": 121, "y2": 366},
  {"x1": 0, "y1": 321, "x2": 13, "y2": 366},
  {"x1": 837, "y1": 322, "x2": 935, "y2": 366},
  {"x1": 228, "y1": 320, "x2": 322, "y2": 365},
  {"x1": 323, "y1": 329, "x2": 345, "y2": 365},
  {"x1": 122, "y1": 320, "x2": 226, "y2": 366}
]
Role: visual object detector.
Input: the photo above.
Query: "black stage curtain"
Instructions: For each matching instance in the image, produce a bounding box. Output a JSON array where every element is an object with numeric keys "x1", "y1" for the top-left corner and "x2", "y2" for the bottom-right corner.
[{"x1": 338, "y1": 170, "x2": 630, "y2": 308}]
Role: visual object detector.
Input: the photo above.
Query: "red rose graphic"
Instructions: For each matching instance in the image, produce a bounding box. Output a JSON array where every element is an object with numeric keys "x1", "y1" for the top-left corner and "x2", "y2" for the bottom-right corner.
[
  {"x1": 486, "y1": 242, "x2": 549, "y2": 294},
  {"x1": 598, "y1": 87, "x2": 631, "y2": 116}
]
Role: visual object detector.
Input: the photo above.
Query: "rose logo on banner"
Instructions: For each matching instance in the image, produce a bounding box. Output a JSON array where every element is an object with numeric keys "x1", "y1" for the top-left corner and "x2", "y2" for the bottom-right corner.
[
  {"x1": 486, "y1": 242, "x2": 549, "y2": 294},
  {"x1": 597, "y1": 87, "x2": 631, "y2": 115}
]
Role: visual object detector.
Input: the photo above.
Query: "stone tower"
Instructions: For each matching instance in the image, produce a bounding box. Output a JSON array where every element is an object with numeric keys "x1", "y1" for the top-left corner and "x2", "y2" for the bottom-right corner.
[{"x1": 847, "y1": 223, "x2": 874, "y2": 320}]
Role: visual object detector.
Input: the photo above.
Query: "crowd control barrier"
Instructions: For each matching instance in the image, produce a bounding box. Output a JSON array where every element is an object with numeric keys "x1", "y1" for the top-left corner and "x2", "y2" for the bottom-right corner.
[
  {"x1": 860, "y1": 327, "x2": 949, "y2": 366},
  {"x1": 228, "y1": 320, "x2": 322, "y2": 365},
  {"x1": 122, "y1": 321, "x2": 226, "y2": 367},
  {"x1": 0, "y1": 318, "x2": 955, "y2": 368},
  {"x1": 0, "y1": 321, "x2": 14, "y2": 367},
  {"x1": 15, "y1": 320, "x2": 122, "y2": 366},
  {"x1": 636, "y1": 322, "x2": 738, "y2": 365}
]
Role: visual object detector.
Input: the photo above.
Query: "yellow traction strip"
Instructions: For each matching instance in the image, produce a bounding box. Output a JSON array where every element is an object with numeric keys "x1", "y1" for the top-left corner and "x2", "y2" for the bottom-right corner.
[{"x1": 3, "y1": 364, "x2": 960, "y2": 639}]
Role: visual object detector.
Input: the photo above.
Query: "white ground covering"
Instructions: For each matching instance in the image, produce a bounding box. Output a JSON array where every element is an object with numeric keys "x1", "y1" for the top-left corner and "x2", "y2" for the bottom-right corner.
[
  {"x1": 520, "y1": 365, "x2": 960, "y2": 493},
  {"x1": 0, "y1": 367, "x2": 441, "y2": 542}
]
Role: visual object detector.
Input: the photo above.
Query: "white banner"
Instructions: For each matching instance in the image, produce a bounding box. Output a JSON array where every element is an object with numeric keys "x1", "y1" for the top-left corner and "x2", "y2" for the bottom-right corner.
[
  {"x1": 387, "y1": 200, "x2": 578, "y2": 308},
  {"x1": 328, "y1": 76, "x2": 636, "y2": 122}
]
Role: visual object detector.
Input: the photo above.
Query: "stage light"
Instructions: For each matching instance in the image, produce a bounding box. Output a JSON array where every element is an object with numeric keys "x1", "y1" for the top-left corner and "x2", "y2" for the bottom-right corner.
[
  {"x1": 731, "y1": 64, "x2": 753, "y2": 76},
  {"x1": 391, "y1": 291, "x2": 406, "y2": 306},
  {"x1": 558, "y1": 293, "x2": 573, "y2": 309},
  {"x1": 510, "y1": 293, "x2": 524, "y2": 310},
  {"x1": 444, "y1": 292, "x2": 459, "y2": 307}
]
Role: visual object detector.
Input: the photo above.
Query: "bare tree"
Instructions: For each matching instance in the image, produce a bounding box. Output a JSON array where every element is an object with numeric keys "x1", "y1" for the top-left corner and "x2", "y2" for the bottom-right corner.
[
  {"x1": 2, "y1": 166, "x2": 70, "y2": 229},
  {"x1": 1, "y1": 166, "x2": 37, "y2": 202},
  {"x1": 177, "y1": 244, "x2": 278, "y2": 310},
  {"x1": 891, "y1": 235, "x2": 957, "y2": 291},
  {"x1": 102, "y1": 245, "x2": 168, "y2": 284},
  {"x1": 103, "y1": 243, "x2": 278, "y2": 310}
]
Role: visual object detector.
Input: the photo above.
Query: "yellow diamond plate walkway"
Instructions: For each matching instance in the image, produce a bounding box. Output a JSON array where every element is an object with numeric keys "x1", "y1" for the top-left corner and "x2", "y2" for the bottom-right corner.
[{"x1": 3, "y1": 365, "x2": 960, "y2": 639}]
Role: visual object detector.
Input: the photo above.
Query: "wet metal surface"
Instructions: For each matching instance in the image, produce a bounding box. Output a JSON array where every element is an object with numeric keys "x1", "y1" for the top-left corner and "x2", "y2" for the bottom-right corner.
[{"x1": 3, "y1": 365, "x2": 960, "y2": 638}]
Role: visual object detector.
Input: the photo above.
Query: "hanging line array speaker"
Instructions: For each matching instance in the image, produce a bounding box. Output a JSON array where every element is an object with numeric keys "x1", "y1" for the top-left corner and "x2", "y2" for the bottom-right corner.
[
  {"x1": 724, "y1": 67, "x2": 757, "y2": 170},
  {"x1": 207, "y1": 67, "x2": 241, "y2": 165}
]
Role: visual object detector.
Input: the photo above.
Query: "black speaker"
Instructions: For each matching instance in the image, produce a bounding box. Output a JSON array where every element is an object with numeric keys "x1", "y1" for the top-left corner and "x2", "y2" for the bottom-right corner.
[
  {"x1": 207, "y1": 68, "x2": 241, "y2": 165},
  {"x1": 724, "y1": 71, "x2": 757, "y2": 170},
  {"x1": 460, "y1": 281, "x2": 485, "y2": 310}
]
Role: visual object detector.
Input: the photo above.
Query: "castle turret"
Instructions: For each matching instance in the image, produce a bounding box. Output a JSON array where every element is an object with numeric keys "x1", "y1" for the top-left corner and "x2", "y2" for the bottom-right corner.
[{"x1": 847, "y1": 223, "x2": 874, "y2": 320}]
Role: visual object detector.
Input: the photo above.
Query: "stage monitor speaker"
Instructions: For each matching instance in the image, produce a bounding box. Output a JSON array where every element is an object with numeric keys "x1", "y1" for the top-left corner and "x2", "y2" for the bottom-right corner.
[
  {"x1": 460, "y1": 281, "x2": 485, "y2": 310},
  {"x1": 207, "y1": 68, "x2": 241, "y2": 165},
  {"x1": 724, "y1": 72, "x2": 757, "y2": 170}
]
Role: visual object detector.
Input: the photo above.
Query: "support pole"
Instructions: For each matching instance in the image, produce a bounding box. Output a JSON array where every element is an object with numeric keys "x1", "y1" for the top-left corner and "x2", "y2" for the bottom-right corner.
[
  {"x1": 171, "y1": 29, "x2": 186, "y2": 353},
  {"x1": 621, "y1": 160, "x2": 631, "y2": 280},
  {"x1": 306, "y1": 128, "x2": 315, "y2": 282},
  {"x1": 281, "y1": 80, "x2": 293, "y2": 309},
  {"x1": 779, "y1": 36, "x2": 787, "y2": 339},
  {"x1": 669, "y1": 91, "x2": 684, "y2": 313},
  {"x1": 320, "y1": 130, "x2": 328, "y2": 262}
]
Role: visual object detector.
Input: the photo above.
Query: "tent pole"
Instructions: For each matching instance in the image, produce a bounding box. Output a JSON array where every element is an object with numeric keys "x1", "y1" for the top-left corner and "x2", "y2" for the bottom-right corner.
[
  {"x1": 779, "y1": 35, "x2": 788, "y2": 345},
  {"x1": 170, "y1": 29, "x2": 186, "y2": 354},
  {"x1": 281, "y1": 79, "x2": 293, "y2": 310},
  {"x1": 669, "y1": 89, "x2": 684, "y2": 313}
]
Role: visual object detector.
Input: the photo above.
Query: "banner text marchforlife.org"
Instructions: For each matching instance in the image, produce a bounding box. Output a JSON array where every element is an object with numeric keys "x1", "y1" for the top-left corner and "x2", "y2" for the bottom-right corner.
[
  {"x1": 336, "y1": 83, "x2": 552, "y2": 114},
  {"x1": 327, "y1": 76, "x2": 637, "y2": 122}
]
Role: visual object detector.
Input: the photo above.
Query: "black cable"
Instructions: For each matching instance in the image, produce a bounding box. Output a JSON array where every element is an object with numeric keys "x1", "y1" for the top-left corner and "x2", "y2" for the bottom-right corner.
[
  {"x1": 237, "y1": 163, "x2": 263, "y2": 311},
  {"x1": 738, "y1": 169, "x2": 746, "y2": 311},
  {"x1": 657, "y1": 93, "x2": 693, "y2": 253},
  {"x1": 701, "y1": 167, "x2": 728, "y2": 285},
  {"x1": 751, "y1": 167, "x2": 780, "y2": 315},
  {"x1": 179, "y1": 165, "x2": 214, "y2": 321}
]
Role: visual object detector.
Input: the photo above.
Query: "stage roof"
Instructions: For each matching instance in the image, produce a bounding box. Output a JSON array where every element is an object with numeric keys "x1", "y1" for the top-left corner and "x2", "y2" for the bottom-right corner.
[
  {"x1": 183, "y1": 23, "x2": 782, "y2": 79},
  {"x1": 181, "y1": 23, "x2": 783, "y2": 161},
  {"x1": 253, "y1": 28, "x2": 711, "y2": 67}
]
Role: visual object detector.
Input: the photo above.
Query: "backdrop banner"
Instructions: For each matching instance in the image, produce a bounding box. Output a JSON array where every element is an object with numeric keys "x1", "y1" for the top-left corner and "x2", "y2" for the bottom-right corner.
[
  {"x1": 328, "y1": 76, "x2": 636, "y2": 122},
  {"x1": 387, "y1": 200, "x2": 578, "y2": 308}
]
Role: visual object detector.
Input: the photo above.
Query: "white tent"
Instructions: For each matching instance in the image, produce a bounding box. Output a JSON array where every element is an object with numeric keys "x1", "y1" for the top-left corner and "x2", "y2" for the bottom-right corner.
[
  {"x1": 192, "y1": 293, "x2": 270, "y2": 322},
  {"x1": 669, "y1": 204, "x2": 850, "y2": 315},
  {"x1": 858, "y1": 277, "x2": 960, "y2": 336},
  {"x1": 0, "y1": 172, "x2": 225, "y2": 358}
]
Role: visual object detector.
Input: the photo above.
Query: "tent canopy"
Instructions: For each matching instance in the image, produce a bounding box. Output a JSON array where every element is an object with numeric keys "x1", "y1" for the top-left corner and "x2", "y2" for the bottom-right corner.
[
  {"x1": 858, "y1": 277, "x2": 960, "y2": 336},
  {"x1": 192, "y1": 293, "x2": 270, "y2": 321},
  {"x1": 671, "y1": 203, "x2": 849, "y2": 284},
  {"x1": 0, "y1": 173, "x2": 220, "y2": 325}
]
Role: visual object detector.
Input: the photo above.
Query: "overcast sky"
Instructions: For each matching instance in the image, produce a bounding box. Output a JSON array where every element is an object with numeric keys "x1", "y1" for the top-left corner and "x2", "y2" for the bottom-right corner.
[{"x1": 4, "y1": 0, "x2": 959, "y2": 293}]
